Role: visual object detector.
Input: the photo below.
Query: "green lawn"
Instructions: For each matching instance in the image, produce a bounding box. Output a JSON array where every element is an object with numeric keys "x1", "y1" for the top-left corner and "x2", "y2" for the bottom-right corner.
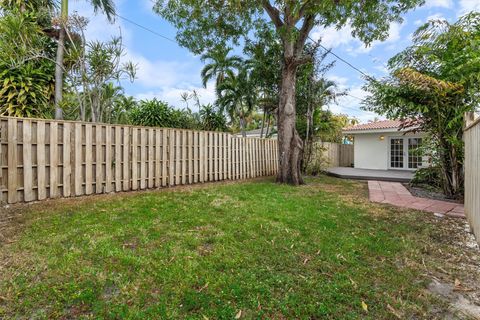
[{"x1": 0, "y1": 176, "x2": 475, "y2": 319}]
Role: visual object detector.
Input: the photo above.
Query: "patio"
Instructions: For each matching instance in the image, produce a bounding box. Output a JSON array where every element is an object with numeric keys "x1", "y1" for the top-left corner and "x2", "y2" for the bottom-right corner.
[{"x1": 325, "y1": 167, "x2": 414, "y2": 182}]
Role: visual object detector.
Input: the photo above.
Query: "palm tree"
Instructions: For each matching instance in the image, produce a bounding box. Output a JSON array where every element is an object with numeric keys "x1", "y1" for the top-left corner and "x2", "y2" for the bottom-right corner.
[
  {"x1": 200, "y1": 46, "x2": 242, "y2": 89},
  {"x1": 216, "y1": 67, "x2": 256, "y2": 137},
  {"x1": 306, "y1": 78, "x2": 345, "y2": 144},
  {"x1": 54, "y1": 0, "x2": 115, "y2": 119}
]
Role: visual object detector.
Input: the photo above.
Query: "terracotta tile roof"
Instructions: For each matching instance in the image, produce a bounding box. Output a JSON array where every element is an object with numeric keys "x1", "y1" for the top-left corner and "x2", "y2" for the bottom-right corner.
[{"x1": 343, "y1": 120, "x2": 404, "y2": 132}]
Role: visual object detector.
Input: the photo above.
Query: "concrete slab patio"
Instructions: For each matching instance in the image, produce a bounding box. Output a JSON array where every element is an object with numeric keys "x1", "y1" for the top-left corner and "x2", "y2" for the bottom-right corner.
[
  {"x1": 325, "y1": 167, "x2": 414, "y2": 182},
  {"x1": 368, "y1": 180, "x2": 465, "y2": 218}
]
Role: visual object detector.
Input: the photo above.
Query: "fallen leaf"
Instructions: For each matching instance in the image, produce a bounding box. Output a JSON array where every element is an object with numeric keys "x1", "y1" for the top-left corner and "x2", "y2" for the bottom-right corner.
[
  {"x1": 454, "y1": 278, "x2": 461, "y2": 288},
  {"x1": 349, "y1": 277, "x2": 357, "y2": 289},
  {"x1": 198, "y1": 282, "x2": 209, "y2": 292},
  {"x1": 235, "y1": 310, "x2": 242, "y2": 319},
  {"x1": 387, "y1": 304, "x2": 402, "y2": 319},
  {"x1": 361, "y1": 301, "x2": 368, "y2": 313}
]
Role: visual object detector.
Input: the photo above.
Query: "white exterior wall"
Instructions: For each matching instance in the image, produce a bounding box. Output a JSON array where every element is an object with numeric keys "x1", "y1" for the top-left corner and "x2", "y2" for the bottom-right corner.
[
  {"x1": 354, "y1": 133, "x2": 389, "y2": 170},
  {"x1": 352, "y1": 131, "x2": 426, "y2": 170}
]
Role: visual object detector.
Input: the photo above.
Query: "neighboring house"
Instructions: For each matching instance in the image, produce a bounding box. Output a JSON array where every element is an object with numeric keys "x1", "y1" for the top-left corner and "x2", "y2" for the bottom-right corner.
[
  {"x1": 236, "y1": 127, "x2": 277, "y2": 139},
  {"x1": 343, "y1": 120, "x2": 427, "y2": 171}
]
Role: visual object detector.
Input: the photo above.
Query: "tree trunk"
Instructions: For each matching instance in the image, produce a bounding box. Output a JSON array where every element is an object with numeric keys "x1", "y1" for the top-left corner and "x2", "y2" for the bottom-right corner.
[
  {"x1": 239, "y1": 116, "x2": 246, "y2": 138},
  {"x1": 265, "y1": 113, "x2": 271, "y2": 137},
  {"x1": 260, "y1": 110, "x2": 266, "y2": 138},
  {"x1": 276, "y1": 60, "x2": 304, "y2": 185},
  {"x1": 54, "y1": 0, "x2": 68, "y2": 120},
  {"x1": 54, "y1": 26, "x2": 66, "y2": 120}
]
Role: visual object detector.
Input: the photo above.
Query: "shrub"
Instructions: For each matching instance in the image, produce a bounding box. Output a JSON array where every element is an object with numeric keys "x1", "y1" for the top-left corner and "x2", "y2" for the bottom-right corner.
[{"x1": 411, "y1": 167, "x2": 443, "y2": 191}]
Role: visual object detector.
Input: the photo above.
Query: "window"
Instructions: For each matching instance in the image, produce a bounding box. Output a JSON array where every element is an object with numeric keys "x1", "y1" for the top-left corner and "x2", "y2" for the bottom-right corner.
[
  {"x1": 390, "y1": 138, "x2": 404, "y2": 168},
  {"x1": 408, "y1": 138, "x2": 423, "y2": 169}
]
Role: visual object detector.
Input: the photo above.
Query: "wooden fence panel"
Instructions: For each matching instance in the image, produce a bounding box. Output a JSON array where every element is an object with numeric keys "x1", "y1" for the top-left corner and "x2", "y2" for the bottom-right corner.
[
  {"x1": 0, "y1": 117, "x2": 279, "y2": 204},
  {"x1": 464, "y1": 112, "x2": 480, "y2": 245},
  {"x1": 308, "y1": 141, "x2": 354, "y2": 169}
]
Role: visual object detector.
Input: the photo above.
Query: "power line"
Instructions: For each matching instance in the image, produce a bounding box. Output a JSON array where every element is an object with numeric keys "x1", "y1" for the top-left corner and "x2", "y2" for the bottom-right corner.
[
  {"x1": 113, "y1": 13, "x2": 370, "y2": 115},
  {"x1": 311, "y1": 37, "x2": 374, "y2": 80},
  {"x1": 115, "y1": 11, "x2": 373, "y2": 81},
  {"x1": 115, "y1": 13, "x2": 177, "y2": 44},
  {"x1": 345, "y1": 93, "x2": 364, "y2": 101},
  {"x1": 116, "y1": 10, "x2": 373, "y2": 81}
]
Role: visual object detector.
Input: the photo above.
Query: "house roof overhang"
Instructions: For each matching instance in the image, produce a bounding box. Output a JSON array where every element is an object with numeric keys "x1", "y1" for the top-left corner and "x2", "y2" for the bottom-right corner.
[{"x1": 342, "y1": 127, "x2": 421, "y2": 135}]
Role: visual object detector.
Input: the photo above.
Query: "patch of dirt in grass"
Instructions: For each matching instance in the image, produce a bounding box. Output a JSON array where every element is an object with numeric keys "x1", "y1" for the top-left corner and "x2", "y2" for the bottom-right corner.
[
  {"x1": 0, "y1": 204, "x2": 32, "y2": 245},
  {"x1": 197, "y1": 243, "x2": 214, "y2": 256},
  {"x1": 60, "y1": 303, "x2": 92, "y2": 319},
  {"x1": 306, "y1": 176, "x2": 480, "y2": 318},
  {"x1": 210, "y1": 195, "x2": 235, "y2": 208}
]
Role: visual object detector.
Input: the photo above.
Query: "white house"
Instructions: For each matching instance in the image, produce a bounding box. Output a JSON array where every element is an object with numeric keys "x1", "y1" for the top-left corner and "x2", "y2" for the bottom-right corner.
[
  {"x1": 235, "y1": 127, "x2": 277, "y2": 139},
  {"x1": 343, "y1": 120, "x2": 426, "y2": 171}
]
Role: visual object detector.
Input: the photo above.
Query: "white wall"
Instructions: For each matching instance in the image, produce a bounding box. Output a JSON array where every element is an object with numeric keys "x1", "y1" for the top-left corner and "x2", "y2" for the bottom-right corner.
[
  {"x1": 353, "y1": 132, "x2": 426, "y2": 170},
  {"x1": 354, "y1": 133, "x2": 388, "y2": 170}
]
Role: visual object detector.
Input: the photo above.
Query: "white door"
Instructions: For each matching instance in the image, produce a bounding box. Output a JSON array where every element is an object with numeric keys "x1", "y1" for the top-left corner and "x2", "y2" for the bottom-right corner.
[{"x1": 389, "y1": 137, "x2": 423, "y2": 170}]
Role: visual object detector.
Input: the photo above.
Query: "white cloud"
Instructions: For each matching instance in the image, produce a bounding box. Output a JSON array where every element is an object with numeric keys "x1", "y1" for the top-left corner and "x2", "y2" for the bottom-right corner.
[
  {"x1": 354, "y1": 21, "x2": 404, "y2": 54},
  {"x1": 69, "y1": 0, "x2": 132, "y2": 44},
  {"x1": 135, "y1": 83, "x2": 216, "y2": 109},
  {"x1": 426, "y1": 13, "x2": 446, "y2": 21},
  {"x1": 126, "y1": 51, "x2": 200, "y2": 88},
  {"x1": 414, "y1": 19, "x2": 424, "y2": 26},
  {"x1": 423, "y1": 0, "x2": 453, "y2": 8},
  {"x1": 458, "y1": 0, "x2": 480, "y2": 15},
  {"x1": 70, "y1": 0, "x2": 208, "y2": 107},
  {"x1": 311, "y1": 24, "x2": 357, "y2": 48}
]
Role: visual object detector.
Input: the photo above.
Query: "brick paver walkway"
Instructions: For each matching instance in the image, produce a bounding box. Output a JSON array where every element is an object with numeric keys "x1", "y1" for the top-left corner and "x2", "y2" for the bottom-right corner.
[{"x1": 368, "y1": 181, "x2": 465, "y2": 218}]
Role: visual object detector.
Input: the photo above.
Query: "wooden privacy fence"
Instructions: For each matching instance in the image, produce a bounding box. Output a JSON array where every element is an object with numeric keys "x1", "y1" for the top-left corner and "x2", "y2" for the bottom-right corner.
[
  {"x1": 316, "y1": 141, "x2": 354, "y2": 168},
  {"x1": 464, "y1": 112, "x2": 480, "y2": 245},
  {"x1": 0, "y1": 116, "x2": 278, "y2": 204}
]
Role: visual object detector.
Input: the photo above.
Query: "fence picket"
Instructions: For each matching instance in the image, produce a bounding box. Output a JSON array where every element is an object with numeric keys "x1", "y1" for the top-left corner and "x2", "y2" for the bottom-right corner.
[
  {"x1": 74, "y1": 123, "x2": 82, "y2": 196},
  {"x1": 95, "y1": 125, "x2": 103, "y2": 194},
  {"x1": 37, "y1": 121, "x2": 46, "y2": 200},
  {"x1": 115, "y1": 126, "x2": 122, "y2": 192},
  {"x1": 140, "y1": 128, "x2": 146, "y2": 189},
  {"x1": 123, "y1": 127, "x2": 130, "y2": 191},
  {"x1": 132, "y1": 128, "x2": 138, "y2": 190},
  {"x1": 6, "y1": 118, "x2": 17, "y2": 203},
  {"x1": 85, "y1": 124, "x2": 93, "y2": 195},
  {"x1": 0, "y1": 117, "x2": 279, "y2": 203},
  {"x1": 155, "y1": 129, "x2": 161, "y2": 188},
  {"x1": 105, "y1": 125, "x2": 112, "y2": 193},
  {"x1": 23, "y1": 120, "x2": 33, "y2": 202},
  {"x1": 63, "y1": 123, "x2": 71, "y2": 197},
  {"x1": 148, "y1": 129, "x2": 154, "y2": 189}
]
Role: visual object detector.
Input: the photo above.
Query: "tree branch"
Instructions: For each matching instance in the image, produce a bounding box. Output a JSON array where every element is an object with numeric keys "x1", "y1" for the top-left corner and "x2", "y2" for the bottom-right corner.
[
  {"x1": 294, "y1": 14, "x2": 315, "y2": 56},
  {"x1": 262, "y1": 1, "x2": 284, "y2": 29},
  {"x1": 293, "y1": 55, "x2": 313, "y2": 67},
  {"x1": 293, "y1": 0, "x2": 312, "y2": 25}
]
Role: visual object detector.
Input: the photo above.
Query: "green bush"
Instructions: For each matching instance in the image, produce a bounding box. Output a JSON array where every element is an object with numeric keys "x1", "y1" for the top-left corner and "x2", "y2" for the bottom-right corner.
[
  {"x1": 411, "y1": 167, "x2": 443, "y2": 191},
  {"x1": 128, "y1": 99, "x2": 200, "y2": 129},
  {"x1": 304, "y1": 143, "x2": 330, "y2": 176}
]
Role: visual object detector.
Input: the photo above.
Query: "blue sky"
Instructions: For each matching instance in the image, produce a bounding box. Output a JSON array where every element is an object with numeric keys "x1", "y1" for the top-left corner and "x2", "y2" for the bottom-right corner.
[{"x1": 71, "y1": 0, "x2": 479, "y2": 123}]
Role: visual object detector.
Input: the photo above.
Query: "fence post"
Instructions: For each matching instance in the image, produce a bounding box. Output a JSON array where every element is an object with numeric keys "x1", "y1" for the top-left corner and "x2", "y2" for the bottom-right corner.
[{"x1": 0, "y1": 117, "x2": 282, "y2": 203}]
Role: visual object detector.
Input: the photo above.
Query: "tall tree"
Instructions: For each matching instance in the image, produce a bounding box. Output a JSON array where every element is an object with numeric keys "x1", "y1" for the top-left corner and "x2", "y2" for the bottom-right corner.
[
  {"x1": 244, "y1": 25, "x2": 281, "y2": 138},
  {"x1": 363, "y1": 13, "x2": 480, "y2": 198},
  {"x1": 216, "y1": 67, "x2": 256, "y2": 137},
  {"x1": 154, "y1": 0, "x2": 423, "y2": 185},
  {"x1": 200, "y1": 46, "x2": 242, "y2": 88},
  {"x1": 54, "y1": 0, "x2": 115, "y2": 119}
]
